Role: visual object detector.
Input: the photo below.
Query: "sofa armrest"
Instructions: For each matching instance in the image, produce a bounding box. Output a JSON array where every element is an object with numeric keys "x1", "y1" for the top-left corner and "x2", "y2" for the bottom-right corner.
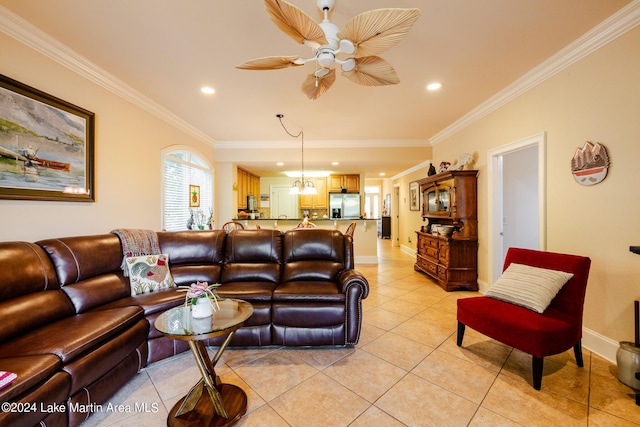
[{"x1": 338, "y1": 269, "x2": 369, "y2": 299}]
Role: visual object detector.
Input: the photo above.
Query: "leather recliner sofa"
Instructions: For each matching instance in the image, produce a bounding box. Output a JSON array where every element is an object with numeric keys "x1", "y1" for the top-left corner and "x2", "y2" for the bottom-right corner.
[{"x1": 0, "y1": 228, "x2": 369, "y2": 427}]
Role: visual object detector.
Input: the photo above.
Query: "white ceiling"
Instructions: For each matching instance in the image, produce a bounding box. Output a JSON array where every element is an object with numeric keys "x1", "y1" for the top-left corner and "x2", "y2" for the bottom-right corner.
[{"x1": 0, "y1": 0, "x2": 632, "y2": 177}]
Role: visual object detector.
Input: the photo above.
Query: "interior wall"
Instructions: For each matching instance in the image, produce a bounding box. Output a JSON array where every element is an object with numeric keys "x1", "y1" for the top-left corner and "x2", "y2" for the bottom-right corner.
[
  {"x1": 0, "y1": 32, "x2": 213, "y2": 242},
  {"x1": 396, "y1": 168, "x2": 430, "y2": 254},
  {"x1": 430, "y1": 26, "x2": 640, "y2": 345}
]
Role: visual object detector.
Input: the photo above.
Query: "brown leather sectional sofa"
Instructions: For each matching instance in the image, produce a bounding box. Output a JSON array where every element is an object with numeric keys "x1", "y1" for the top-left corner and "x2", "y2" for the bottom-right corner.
[{"x1": 0, "y1": 228, "x2": 369, "y2": 427}]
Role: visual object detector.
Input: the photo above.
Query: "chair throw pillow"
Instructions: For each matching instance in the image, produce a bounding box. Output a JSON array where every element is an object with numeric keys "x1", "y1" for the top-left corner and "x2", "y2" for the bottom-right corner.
[
  {"x1": 126, "y1": 254, "x2": 176, "y2": 296},
  {"x1": 486, "y1": 263, "x2": 574, "y2": 313}
]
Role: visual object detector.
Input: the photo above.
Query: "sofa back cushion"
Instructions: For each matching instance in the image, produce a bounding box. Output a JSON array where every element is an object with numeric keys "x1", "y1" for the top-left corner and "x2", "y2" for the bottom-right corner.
[
  {"x1": 281, "y1": 229, "x2": 346, "y2": 283},
  {"x1": 157, "y1": 230, "x2": 226, "y2": 285},
  {"x1": 222, "y1": 229, "x2": 283, "y2": 283},
  {"x1": 0, "y1": 242, "x2": 74, "y2": 342},
  {"x1": 37, "y1": 234, "x2": 129, "y2": 313}
]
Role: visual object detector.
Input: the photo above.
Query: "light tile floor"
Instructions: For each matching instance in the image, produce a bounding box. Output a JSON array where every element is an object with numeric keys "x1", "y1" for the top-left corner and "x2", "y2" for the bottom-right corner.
[{"x1": 84, "y1": 239, "x2": 639, "y2": 426}]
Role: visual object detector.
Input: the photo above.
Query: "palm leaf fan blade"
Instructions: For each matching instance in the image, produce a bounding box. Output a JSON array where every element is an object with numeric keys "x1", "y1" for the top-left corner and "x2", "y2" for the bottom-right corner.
[
  {"x1": 337, "y1": 8, "x2": 421, "y2": 57},
  {"x1": 264, "y1": 0, "x2": 327, "y2": 46},
  {"x1": 301, "y1": 69, "x2": 336, "y2": 100},
  {"x1": 236, "y1": 56, "x2": 302, "y2": 70},
  {"x1": 342, "y1": 56, "x2": 400, "y2": 86}
]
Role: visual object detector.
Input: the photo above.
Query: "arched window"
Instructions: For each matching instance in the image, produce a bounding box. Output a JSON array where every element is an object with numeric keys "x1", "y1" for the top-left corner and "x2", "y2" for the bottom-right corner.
[{"x1": 162, "y1": 148, "x2": 213, "y2": 231}]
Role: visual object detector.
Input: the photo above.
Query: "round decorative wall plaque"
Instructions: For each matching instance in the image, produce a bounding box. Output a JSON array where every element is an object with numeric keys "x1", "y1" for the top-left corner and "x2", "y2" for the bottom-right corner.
[{"x1": 571, "y1": 141, "x2": 609, "y2": 186}]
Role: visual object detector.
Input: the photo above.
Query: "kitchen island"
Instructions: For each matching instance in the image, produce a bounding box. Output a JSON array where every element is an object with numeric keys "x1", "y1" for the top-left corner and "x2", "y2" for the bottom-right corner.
[{"x1": 231, "y1": 218, "x2": 379, "y2": 264}]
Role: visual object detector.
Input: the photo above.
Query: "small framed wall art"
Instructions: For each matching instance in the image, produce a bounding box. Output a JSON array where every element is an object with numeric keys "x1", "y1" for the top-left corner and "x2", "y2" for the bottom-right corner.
[
  {"x1": 409, "y1": 181, "x2": 420, "y2": 211},
  {"x1": 189, "y1": 185, "x2": 200, "y2": 207}
]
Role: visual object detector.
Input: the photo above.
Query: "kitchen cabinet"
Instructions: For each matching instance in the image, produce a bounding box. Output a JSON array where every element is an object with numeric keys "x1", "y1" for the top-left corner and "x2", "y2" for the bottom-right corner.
[
  {"x1": 299, "y1": 177, "x2": 327, "y2": 209},
  {"x1": 328, "y1": 174, "x2": 360, "y2": 193},
  {"x1": 237, "y1": 168, "x2": 260, "y2": 210},
  {"x1": 414, "y1": 170, "x2": 478, "y2": 291}
]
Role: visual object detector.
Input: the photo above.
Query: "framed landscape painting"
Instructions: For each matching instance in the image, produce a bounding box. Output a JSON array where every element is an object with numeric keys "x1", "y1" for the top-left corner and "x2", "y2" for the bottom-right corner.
[{"x1": 0, "y1": 74, "x2": 95, "y2": 201}]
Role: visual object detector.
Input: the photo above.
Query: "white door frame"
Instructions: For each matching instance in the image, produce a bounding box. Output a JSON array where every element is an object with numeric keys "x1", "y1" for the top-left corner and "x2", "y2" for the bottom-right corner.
[
  {"x1": 487, "y1": 132, "x2": 547, "y2": 286},
  {"x1": 392, "y1": 184, "x2": 400, "y2": 246}
]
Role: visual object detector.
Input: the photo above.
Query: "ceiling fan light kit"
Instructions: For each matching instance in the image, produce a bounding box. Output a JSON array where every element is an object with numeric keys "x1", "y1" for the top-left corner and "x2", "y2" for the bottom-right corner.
[{"x1": 236, "y1": 0, "x2": 421, "y2": 100}]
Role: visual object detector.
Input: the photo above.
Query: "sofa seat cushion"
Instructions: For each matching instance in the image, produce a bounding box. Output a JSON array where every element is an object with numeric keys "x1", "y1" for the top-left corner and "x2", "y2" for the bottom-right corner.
[
  {"x1": 0, "y1": 371, "x2": 70, "y2": 427},
  {"x1": 63, "y1": 319, "x2": 148, "y2": 395},
  {"x1": 273, "y1": 281, "x2": 345, "y2": 302},
  {"x1": 98, "y1": 287, "x2": 184, "y2": 316},
  {"x1": 0, "y1": 355, "x2": 62, "y2": 402},
  {"x1": 0, "y1": 307, "x2": 144, "y2": 363},
  {"x1": 457, "y1": 296, "x2": 578, "y2": 357},
  {"x1": 218, "y1": 282, "x2": 278, "y2": 301}
]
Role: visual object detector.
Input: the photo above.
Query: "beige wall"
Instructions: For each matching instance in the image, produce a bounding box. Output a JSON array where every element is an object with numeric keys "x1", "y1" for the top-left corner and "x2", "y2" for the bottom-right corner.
[
  {"x1": 0, "y1": 33, "x2": 214, "y2": 242},
  {"x1": 429, "y1": 26, "x2": 640, "y2": 345},
  {"x1": 395, "y1": 169, "x2": 431, "y2": 251}
]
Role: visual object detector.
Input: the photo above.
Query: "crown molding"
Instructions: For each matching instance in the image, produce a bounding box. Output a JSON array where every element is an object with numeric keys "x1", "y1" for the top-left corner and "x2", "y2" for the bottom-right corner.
[
  {"x1": 429, "y1": 0, "x2": 640, "y2": 145},
  {"x1": 0, "y1": 5, "x2": 216, "y2": 146},
  {"x1": 390, "y1": 160, "x2": 432, "y2": 180},
  {"x1": 214, "y1": 139, "x2": 429, "y2": 150}
]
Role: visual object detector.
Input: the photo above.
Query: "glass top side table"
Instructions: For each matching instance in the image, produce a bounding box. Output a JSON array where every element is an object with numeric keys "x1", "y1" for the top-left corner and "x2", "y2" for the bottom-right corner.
[{"x1": 155, "y1": 299, "x2": 253, "y2": 426}]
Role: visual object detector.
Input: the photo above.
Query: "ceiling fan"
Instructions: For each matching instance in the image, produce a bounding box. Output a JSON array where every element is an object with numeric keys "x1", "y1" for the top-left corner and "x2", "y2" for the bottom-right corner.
[{"x1": 236, "y1": 0, "x2": 421, "y2": 100}]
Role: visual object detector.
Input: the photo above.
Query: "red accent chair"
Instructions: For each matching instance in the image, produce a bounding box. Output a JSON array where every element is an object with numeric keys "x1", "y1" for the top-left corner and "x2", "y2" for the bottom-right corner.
[{"x1": 457, "y1": 247, "x2": 591, "y2": 390}]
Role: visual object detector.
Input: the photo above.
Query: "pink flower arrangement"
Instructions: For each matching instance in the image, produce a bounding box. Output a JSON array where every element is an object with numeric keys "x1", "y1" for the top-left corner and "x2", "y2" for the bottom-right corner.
[{"x1": 177, "y1": 281, "x2": 221, "y2": 310}]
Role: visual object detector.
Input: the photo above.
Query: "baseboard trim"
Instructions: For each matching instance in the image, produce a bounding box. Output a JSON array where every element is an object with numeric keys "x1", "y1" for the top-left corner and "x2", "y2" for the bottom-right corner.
[
  {"x1": 400, "y1": 244, "x2": 416, "y2": 257},
  {"x1": 583, "y1": 327, "x2": 619, "y2": 363}
]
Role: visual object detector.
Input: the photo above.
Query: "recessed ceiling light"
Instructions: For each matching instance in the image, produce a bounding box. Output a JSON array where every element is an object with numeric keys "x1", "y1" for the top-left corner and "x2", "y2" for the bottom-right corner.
[
  {"x1": 332, "y1": 162, "x2": 339, "y2": 166},
  {"x1": 379, "y1": 172, "x2": 385, "y2": 176},
  {"x1": 276, "y1": 162, "x2": 284, "y2": 166},
  {"x1": 426, "y1": 82, "x2": 442, "y2": 91},
  {"x1": 200, "y1": 86, "x2": 215, "y2": 95}
]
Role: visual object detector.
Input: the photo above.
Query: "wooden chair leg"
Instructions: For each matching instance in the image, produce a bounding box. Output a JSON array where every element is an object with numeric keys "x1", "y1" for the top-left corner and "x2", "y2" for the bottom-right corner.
[
  {"x1": 573, "y1": 340, "x2": 584, "y2": 367},
  {"x1": 532, "y1": 356, "x2": 543, "y2": 390},
  {"x1": 457, "y1": 322, "x2": 465, "y2": 346}
]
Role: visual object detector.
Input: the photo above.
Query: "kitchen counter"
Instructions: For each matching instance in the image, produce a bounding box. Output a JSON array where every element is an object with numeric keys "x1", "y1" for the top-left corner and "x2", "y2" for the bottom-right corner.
[
  {"x1": 230, "y1": 218, "x2": 379, "y2": 264},
  {"x1": 233, "y1": 218, "x2": 380, "y2": 221}
]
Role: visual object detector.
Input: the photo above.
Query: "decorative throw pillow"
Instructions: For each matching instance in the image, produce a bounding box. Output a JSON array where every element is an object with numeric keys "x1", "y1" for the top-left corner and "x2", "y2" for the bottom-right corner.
[
  {"x1": 486, "y1": 263, "x2": 574, "y2": 313},
  {"x1": 125, "y1": 254, "x2": 176, "y2": 296}
]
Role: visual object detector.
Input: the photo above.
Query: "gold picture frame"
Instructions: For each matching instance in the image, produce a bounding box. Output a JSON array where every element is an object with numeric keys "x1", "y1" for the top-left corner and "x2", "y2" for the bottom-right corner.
[{"x1": 189, "y1": 184, "x2": 200, "y2": 207}]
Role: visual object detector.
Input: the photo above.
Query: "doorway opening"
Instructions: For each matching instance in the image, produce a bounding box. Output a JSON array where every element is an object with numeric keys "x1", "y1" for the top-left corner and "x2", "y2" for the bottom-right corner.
[
  {"x1": 488, "y1": 132, "x2": 546, "y2": 286},
  {"x1": 270, "y1": 185, "x2": 298, "y2": 219}
]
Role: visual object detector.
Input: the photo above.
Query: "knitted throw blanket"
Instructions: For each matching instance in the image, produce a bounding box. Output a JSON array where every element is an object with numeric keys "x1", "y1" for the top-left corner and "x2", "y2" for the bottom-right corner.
[{"x1": 111, "y1": 229, "x2": 161, "y2": 276}]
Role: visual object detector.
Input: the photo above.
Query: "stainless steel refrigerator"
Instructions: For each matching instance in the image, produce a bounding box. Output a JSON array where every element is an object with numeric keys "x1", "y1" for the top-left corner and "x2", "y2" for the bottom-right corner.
[{"x1": 329, "y1": 193, "x2": 361, "y2": 219}]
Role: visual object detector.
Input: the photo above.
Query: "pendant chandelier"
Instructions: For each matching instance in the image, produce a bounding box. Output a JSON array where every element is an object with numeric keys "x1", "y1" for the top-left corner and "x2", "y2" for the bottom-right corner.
[{"x1": 277, "y1": 114, "x2": 317, "y2": 195}]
